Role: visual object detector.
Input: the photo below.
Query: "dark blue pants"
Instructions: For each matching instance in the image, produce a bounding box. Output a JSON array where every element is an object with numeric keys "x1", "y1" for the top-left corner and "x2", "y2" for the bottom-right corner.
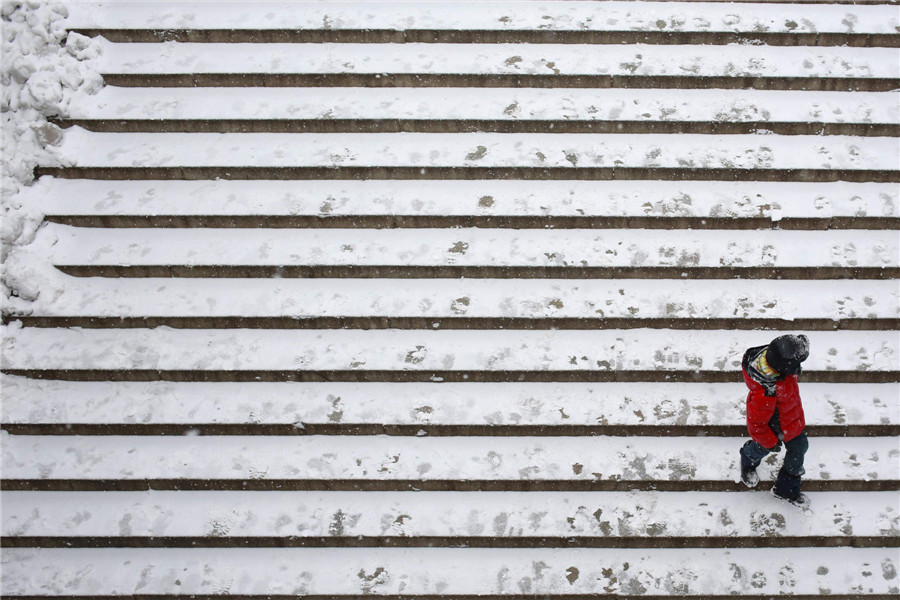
[{"x1": 741, "y1": 432, "x2": 808, "y2": 497}]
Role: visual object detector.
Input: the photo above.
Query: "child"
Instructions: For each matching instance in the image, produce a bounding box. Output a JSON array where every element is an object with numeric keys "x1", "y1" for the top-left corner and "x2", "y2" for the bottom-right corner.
[{"x1": 739, "y1": 334, "x2": 810, "y2": 507}]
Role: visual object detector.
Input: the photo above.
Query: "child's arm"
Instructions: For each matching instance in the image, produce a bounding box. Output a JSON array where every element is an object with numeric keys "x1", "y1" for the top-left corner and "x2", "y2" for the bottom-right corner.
[{"x1": 746, "y1": 389, "x2": 779, "y2": 448}]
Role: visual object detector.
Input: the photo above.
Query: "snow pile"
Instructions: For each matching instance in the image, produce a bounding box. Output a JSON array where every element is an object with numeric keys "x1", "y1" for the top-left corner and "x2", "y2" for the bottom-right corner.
[{"x1": 1, "y1": 1, "x2": 102, "y2": 303}]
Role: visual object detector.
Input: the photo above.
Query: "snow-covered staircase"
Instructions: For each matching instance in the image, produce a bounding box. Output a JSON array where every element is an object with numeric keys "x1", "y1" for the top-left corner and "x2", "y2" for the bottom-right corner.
[{"x1": 2, "y1": 1, "x2": 899, "y2": 596}]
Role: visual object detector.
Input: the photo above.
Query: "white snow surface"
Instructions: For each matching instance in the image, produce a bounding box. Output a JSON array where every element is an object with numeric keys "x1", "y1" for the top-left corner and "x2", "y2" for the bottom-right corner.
[
  {"x1": 68, "y1": 86, "x2": 900, "y2": 124},
  {"x1": 3, "y1": 378, "x2": 896, "y2": 427},
  {"x1": 2, "y1": 327, "x2": 896, "y2": 372},
  {"x1": 40, "y1": 224, "x2": 900, "y2": 268},
  {"x1": 4, "y1": 547, "x2": 897, "y2": 595},
  {"x1": 2, "y1": 434, "x2": 896, "y2": 481},
  {"x1": 29, "y1": 178, "x2": 900, "y2": 218},
  {"x1": 9, "y1": 278, "x2": 898, "y2": 320},
  {"x1": 4, "y1": 490, "x2": 897, "y2": 538},
  {"x1": 64, "y1": 1, "x2": 900, "y2": 33},
  {"x1": 0, "y1": 2, "x2": 101, "y2": 298},
  {"x1": 53, "y1": 129, "x2": 899, "y2": 170},
  {"x1": 96, "y1": 40, "x2": 899, "y2": 78}
]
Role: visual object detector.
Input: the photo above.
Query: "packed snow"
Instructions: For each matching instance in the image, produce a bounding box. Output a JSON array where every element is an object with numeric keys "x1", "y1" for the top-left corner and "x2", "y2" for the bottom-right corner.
[
  {"x1": 3, "y1": 378, "x2": 896, "y2": 428},
  {"x1": 6, "y1": 278, "x2": 898, "y2": 320},
  {"x1": 63, "y1": 1, "x2": 900, "y2": 34},
  {"x1": 39, "y1": 224, "x2": 900, "y2": 268},
  {"x1": 28, "y1": 179, "x2": 900, "y2": 218},
  {"x1": 1, "y1": 2, "x2": 101, "y2": 298},
  {"x1": 3, "y1": 547, "x2": 897, "y2": 595},
  {"x1": 3, "y1": 327, "x2": 896, "y2": 372},
  {"x1": 66, "y1": 86, "x2": 900, "y2": 124},
  {"x1": 4, "y1": 490, "x2": 897, "y2": 538},
  {"x1": 3, "y1": 433, "x2": 897, "y2": 482},
  {"x1": 49, "y1": 129, "x2": 900, "y2": 170},
  {"x1": 95, "y1": 40, "x2": 898, "y2": 78}
]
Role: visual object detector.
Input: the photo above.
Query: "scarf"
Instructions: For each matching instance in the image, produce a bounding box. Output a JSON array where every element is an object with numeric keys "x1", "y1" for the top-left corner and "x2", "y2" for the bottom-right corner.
[{"x1": 753, "y1": 349, "x2": 780, "y2": 379}]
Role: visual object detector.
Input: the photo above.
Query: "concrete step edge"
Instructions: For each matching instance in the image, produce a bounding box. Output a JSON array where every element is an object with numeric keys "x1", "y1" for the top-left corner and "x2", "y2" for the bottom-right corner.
[
  {"x1": 68, "y1": 28, "x2": 900, "y2": 47},
  {"x1": 4, "y1": 369, "x2": 898, "y2": 383},
  {"x1": 100, "y1": 73, "x2": 900, "y2": 91},
  {"x1": 39, "y1": 215, "x2": 900, "y2": 230},
  {"x1": 3, "y1": 535, "x2": 897, "y2": 549},
  {"x1": 34, "y1": 167, "x2": 900, "y2": 183},
  {"x1": 3, "y1": 479, "x2": 897, "y2": 492},
  {"x1": 50, "y1": 119, "x2": 900, "y2": 136},
  {"x1": 5, "y1": 316, "x2": 899, "y2": 331},
  {"x1": 52, "y1": 265, "x2": 900, "y2": 279},
  {"x1": 3, "y1": 423, "x2": 897, "y2": 437}
]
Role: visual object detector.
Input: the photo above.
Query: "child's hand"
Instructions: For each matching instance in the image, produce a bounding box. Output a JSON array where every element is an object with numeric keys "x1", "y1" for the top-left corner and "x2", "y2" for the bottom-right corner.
[{"x1": 769, "y1": 443, "x2": 782, "y2": 453}]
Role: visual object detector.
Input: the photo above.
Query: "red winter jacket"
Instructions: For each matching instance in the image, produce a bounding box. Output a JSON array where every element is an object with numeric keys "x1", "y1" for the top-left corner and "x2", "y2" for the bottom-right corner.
[{"x1": 742, "y1": 345, "x2": 806, "y2": 448}]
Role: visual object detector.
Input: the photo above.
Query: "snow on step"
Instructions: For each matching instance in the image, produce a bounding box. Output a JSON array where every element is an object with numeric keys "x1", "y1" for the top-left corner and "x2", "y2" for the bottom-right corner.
[
  {"x1": 2, "y1": 435, "x2": 896, "y2": 482},
  {"x1": 94, "y1": 41, "x2": 897, "y2": 79},
  {"x1": 14, "y1": 278, "x2": 899, "y2": 321},
  {"x1": 65, "y1": 1, "x2": 899, "y2": 35},
  {"x1": 4, "y1": 491, "x2": 897, "y2": 539},
  {"x1": 66, "y1": 87, "x2": 899, "y2": 124},
  {"x1": 31, "y1": 179, "x2": 899, "y2": 219},
  {"x1": 53, "y1": 130, "x2": 898, "y2": 171},
  {"x1": 3, "y1": 378, "x2": 896, "y2": 428},
  {"x1": 42, "y1": 225, "x2": 898, "y2": 269},
  {"x1": 4, "y1": 547, "x2": 896, "y2": 595},
  {"x1": 2, "y1": 328, "x2": 896, "y2": 373}
]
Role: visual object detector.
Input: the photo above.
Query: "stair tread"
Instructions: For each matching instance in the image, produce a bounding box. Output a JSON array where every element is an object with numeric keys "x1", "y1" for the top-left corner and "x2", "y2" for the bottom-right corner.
[
  {"x1": 3, "y1": 378, "x2": 896, "y2": 427},
  {"x1": 31, "y1": 179, "x2": 899, "y2": 220},
  {"x1": 2, "y1": 435, "x2": 896, "y2": 482},
  {"x1": 9, "y1": 278, "x2": 898, "y2": 320},
  {"x1": 4, "y1": 547, "x2": 897, "y2": 595},
  {"x1": 40, "y1": 224, "x2": 899, "y2": 268},
  {"x1": 3, "y1": 328, "x2": 896, "y2": 372},
  {"x1": 52, "y1": 130, "x2": 900, "y2": 171},
  {"x1": 92, "y1": 40, "x2": 899, "y2": 79},
  {"x1": 65, "y1": 87, "x2": 900, "y2": 124},
  {"x1": 3, "y1": 490, "x2": 896, "y2": 539},
  {"x1": 64, "y1": 2, "x2": 900, "y2": 34}
]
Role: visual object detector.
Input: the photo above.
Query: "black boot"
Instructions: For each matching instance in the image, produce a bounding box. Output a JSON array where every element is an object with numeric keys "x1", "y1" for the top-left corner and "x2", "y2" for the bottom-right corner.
[
  {"x1": 740, "y1": 460, "x2": 759, "y2": 488},
  {"x1": 739, "y1": 443, "x2": 759, "y2": 488},
  {"x1": 772, "y1": 468, "x2": 809, "y2": 508}
]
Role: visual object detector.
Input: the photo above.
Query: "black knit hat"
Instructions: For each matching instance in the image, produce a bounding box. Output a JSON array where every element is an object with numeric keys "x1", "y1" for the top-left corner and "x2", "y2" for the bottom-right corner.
[{"x1": 767, "y1": 334, "x2": 810, "y2": 376}]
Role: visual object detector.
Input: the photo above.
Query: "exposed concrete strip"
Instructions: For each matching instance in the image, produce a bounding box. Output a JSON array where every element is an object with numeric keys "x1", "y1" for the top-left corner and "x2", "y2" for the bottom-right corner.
[
  {"x1": 680, "y1": 0, "x2": 897, "y2": 2},
  {"x1": 50, "y1": 118, "x2": 900, "y2": 136},
  {"x1": 53, "y1": 265, "x2": 900, "y2": 279},
  {"x1": 99, "y1": 73, "x2": 900, "y2": 91},
  {"x1": 4, "y1": 369, "x2": 896, "y2": 384},
  {"x1": 648, "y1": 0, "x2": 898, "y2": 3},
  {"x1": 696, "y1": 0, "x2": 898, "y2": 2},
  {"x1": 68, "y1": 28, "x2": 900, "y2": 47},
  {"x1": 1, "y1": 596, "x2": 895, "y2": 600},
  {"x1": 40, "y1": 214, "x2": 900, "y2": 230},
  {"x1": 3, "y1": 479, "x2": 897, "y2": 492},
  {"x1": 6, "y1": 316, "x2": 897, "y2": 331},
  {"x1": 4, "y1": 535, "x2": 896, "y2": 549},
  {"x1": 1, "y1": 596, "x2": 894, "y2": 600},
  {"x1": 3, "y1": 423, "x2": 896, "y2": 437},
  {"x1": 34, "y1": 166, "x2": 900, "y2": 182}
]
